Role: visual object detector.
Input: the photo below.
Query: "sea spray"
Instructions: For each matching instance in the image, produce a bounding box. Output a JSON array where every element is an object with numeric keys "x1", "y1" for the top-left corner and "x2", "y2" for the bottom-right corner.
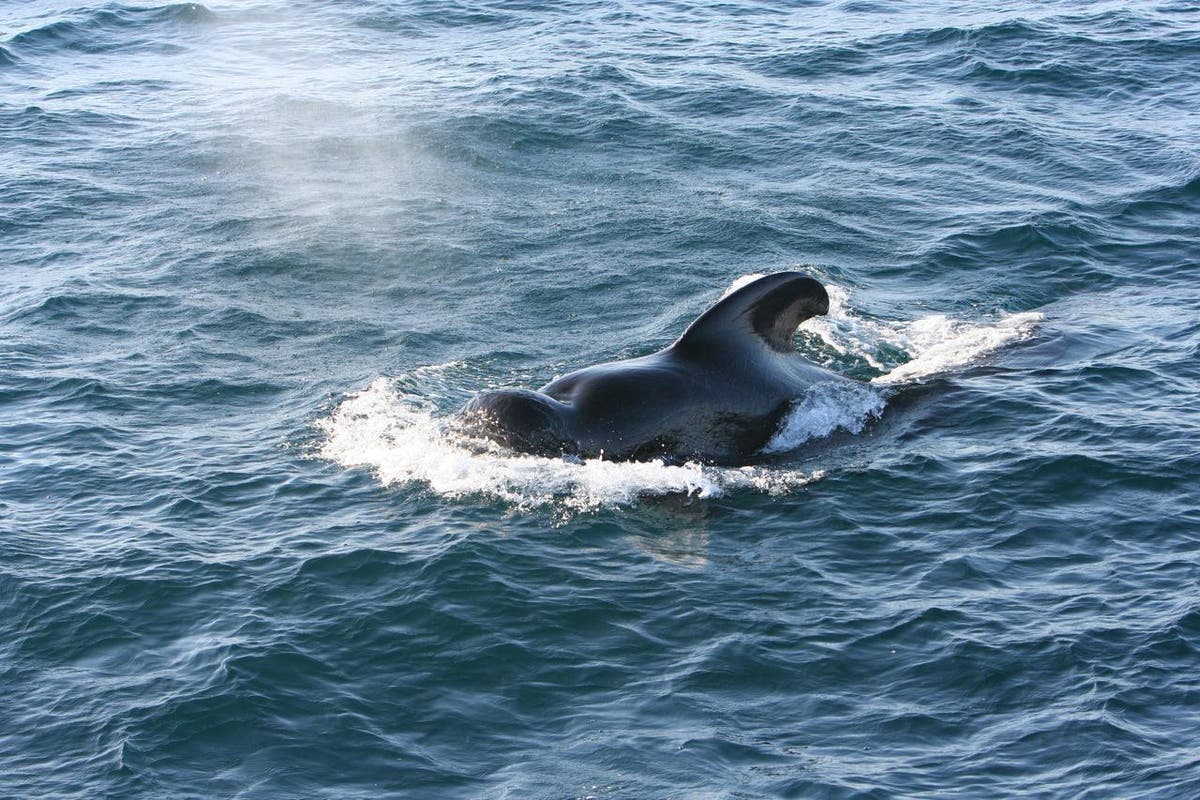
[
  {"x1": 318, "y1": 275, "x2": 1039, "y2": 511},
  {"x1": 799, "y1": 281, "x2": 1043, "y2": 383},
  {"x1": 317, "y1": 376, "x2": 821, "y2": 513}
]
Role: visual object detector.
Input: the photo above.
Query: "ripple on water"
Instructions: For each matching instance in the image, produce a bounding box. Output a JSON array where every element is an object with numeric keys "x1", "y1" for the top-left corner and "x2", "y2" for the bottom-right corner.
[
  {"x1": 5, "y1": 3, "x2": 215, "y2": 57},
  {"x1": 3, "y1": 1, "x2": 1200, "y2": 797}
]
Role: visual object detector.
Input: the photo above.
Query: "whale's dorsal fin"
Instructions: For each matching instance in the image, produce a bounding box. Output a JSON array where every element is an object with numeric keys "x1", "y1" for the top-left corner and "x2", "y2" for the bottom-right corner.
[{"x1": 673, "y1": 272, "x2": 830, "y2": 354}]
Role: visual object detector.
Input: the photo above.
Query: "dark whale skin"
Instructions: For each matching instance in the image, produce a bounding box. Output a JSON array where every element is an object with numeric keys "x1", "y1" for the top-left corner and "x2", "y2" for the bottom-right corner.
[{"x1": 459, "y1": 272, "x2": 850, "y2": 465}]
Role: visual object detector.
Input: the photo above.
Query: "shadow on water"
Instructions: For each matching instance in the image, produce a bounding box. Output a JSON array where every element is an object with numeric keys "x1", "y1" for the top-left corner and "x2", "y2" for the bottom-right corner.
[{"x1": 623, "y1": 493, "x2": 714, "y2": 569}]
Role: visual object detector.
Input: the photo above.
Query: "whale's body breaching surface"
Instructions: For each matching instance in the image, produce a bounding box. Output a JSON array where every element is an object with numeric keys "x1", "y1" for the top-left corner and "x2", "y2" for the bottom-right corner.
[
  {"x1": 458, "y1": 272, "x2": 852, "y2": 466},
  {"x1": 318, "y1": 274, "x2": 1041, "y2": 512}
]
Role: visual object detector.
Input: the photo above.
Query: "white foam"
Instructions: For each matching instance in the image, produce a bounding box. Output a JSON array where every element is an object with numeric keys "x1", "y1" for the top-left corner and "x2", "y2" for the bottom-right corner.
[
  {"x1": 868, "y1": 311, "x2": 1043, "y2": 384},
  {"x1": 720, "y1": 272, "x2": 766, "y2": 299},
  {"x1": 797, "y1": 281, "x2": 1043, "y2": 385},
  {"x1": 316, "y1": 275, "x2": 1039, "y2": 511},
  {"x1": 764, "y1": 273, "x2": 1040, "y2": 451},
  {"x1": 316, "y1": 377, "x2": 821, "y2": 514},
  {"x1": 763, "y1": 380, "x2": 887, "y2": 453}
]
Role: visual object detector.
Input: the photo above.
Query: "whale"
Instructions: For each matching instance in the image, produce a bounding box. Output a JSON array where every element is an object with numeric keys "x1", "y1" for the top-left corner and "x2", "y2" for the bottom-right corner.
[{"x1": 457, "y1": 272, "x2": 852, "y2": 465}]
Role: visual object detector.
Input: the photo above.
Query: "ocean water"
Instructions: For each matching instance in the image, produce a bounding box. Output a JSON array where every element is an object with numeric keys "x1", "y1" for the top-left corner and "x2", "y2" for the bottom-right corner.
[{"x1": 3, "y1": 0, "x2": 1199, "y2": 796}]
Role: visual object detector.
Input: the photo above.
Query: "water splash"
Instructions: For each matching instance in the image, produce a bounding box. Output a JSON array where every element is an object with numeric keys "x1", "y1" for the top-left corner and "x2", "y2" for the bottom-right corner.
[
  {"x1": 801, "y1": 283, "x2": 1043, "y2": 384},
  {"x1": 719, "y1": 272, "x2": 766, "y2": 298},
  {"x1": 868, "y1": 312, "x2": 1043, "y2": 384},
  {"x1": 763, "y1": 380, "x2": 887, "y2": 453},
  {"x1": 765, "y1": 275, "x2": 1041, "y2": 451},
  {"x1": 316, "y1": 377, "x2": 821, "y2": 514},
  {"x1": 317, "y1": 276, "x2": 1040, "y2": 510}
]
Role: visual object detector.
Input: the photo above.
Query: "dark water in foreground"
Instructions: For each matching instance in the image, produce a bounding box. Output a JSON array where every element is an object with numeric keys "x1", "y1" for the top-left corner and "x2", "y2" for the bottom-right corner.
[{"x1": 3, "y1": 1, "x2": 1200, "y2": 797}]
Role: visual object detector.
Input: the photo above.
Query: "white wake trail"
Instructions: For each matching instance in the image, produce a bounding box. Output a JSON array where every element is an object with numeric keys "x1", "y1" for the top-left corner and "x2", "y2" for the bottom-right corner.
[{"x1": 764, "y1": 277, "x2": 1042, "y2": 451}]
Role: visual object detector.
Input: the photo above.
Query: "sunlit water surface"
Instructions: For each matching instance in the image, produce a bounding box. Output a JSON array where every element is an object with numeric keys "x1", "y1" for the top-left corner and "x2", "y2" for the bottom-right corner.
[{"x1": 3, "y1": 1, "x2": 1199, "y2": 797}]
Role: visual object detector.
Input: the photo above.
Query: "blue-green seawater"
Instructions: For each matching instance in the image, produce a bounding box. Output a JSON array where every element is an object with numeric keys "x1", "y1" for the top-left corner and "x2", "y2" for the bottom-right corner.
[{"x1": 3, "y1": 1, "x2": 1200, "y2": 797}]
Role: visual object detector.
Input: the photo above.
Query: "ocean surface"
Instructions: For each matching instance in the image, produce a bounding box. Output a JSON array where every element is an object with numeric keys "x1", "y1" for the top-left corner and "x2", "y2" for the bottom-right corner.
[{"x1": 3, "y1": 1, "x2": 1199, "y2": 797}]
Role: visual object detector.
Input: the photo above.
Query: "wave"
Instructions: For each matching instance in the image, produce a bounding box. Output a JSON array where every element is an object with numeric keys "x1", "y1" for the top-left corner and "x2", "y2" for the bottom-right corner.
[
  {"x1": 752, "y1": 9, "x2": 1200, "y2": 102},
  {"x1": 6, "y1": 3, "x2": 214, "y2": 57},
  {"x1": 317, "y1": 276, "x2": 1039, "y2": 512}
]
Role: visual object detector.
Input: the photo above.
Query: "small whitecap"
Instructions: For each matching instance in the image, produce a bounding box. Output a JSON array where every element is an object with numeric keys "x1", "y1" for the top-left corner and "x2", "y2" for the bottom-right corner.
[{"x1": 720, "y1": 272, "x2": 766, "y2": 299}]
